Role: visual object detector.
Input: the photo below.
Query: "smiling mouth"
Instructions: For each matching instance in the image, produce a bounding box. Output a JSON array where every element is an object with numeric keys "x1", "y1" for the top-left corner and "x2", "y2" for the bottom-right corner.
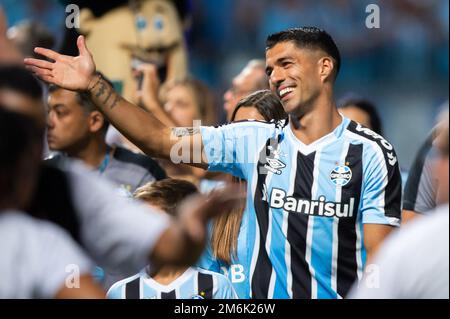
[{"x1": 278, "y1": 87, "x2": 295, "y2": 100}]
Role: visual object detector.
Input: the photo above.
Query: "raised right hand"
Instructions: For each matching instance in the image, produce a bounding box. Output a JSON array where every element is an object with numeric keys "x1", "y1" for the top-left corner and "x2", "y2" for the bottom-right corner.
[{"x1": 24, "y1": 35, "x2": 96, "y2": 91}]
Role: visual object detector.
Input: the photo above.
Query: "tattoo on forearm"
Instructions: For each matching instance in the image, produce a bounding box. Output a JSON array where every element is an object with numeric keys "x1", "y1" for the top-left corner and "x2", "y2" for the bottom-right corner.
[
  {"x1": 172, "y1": 127, "x2": 200, "y2": 137},
  {"x1": 89, "y1": 75, "x2": 121, "y2": 110},
  {"x1": 103, "y1": 86, "x2": 113, "y2": 104},
  {"x1": 95, "y1": 81, "x2": 106, "y2": 98},
  {"x1": 109, "y1": 94, "x2": 120, "y2": 109}
]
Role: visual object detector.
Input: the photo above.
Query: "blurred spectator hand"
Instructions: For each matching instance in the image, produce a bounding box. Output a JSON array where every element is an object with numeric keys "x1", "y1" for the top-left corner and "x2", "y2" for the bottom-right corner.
[
  {"x1": 177, "y1": 183, "x2": 246, "y2": 244},
  {"x1": 150, "y1": 183, "x2": 246, "y2": 268},
  {"x1": 133, "y1": 63, "x2": 161, "y2": 111},
  {"x1": 132, "y1": 63, "x2": 175, "y2": 127}
]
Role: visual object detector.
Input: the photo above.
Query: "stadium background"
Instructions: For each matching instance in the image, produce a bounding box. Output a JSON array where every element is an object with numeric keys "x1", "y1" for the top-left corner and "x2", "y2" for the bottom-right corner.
[{"x1": 1, "y1": 0, "x2": 448, "y2": 170}]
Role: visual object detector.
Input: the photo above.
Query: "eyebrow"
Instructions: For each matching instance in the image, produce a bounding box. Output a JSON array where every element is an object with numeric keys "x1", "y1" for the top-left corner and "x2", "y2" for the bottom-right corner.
[
  {"x1": 49, "y1": 103, "x2": 67, "y2": 111},
  {"x1": 265, "y1": 56, "x2": 295, "y2": 74},
  {"x1": 277, "y1": 56, "x2": 294, "y2": 63}
]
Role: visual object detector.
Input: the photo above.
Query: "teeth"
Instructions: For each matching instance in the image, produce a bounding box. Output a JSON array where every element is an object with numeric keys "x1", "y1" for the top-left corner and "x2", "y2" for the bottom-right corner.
[{"x1": 279, "y1": 87, "x2": 294, "y2": 97}]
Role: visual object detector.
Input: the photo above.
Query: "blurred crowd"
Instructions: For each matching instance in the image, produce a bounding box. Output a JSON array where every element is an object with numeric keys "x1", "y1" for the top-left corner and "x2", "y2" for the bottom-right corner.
[{"x1": 1, "y1": 0, "x2": 448, "y2": 167}]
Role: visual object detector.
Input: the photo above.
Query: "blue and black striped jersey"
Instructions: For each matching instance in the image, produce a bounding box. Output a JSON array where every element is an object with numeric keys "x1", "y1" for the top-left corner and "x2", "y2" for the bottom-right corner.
[
  {"x1": 200, "y1": 115, "x2": 402, "y2": 299},
  {"x1": 107, "y1": 267, "x2": 238, "y2": 299}
]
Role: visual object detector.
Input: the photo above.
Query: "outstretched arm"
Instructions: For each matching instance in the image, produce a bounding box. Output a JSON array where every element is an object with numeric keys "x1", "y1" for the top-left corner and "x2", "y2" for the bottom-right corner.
[{"x1": 24, "y1": 35, "x2": 207, "y2": 168}]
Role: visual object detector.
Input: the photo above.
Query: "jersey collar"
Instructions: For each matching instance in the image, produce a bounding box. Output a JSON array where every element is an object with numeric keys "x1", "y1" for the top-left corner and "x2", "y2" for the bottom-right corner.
[
  {"x1": 285, "y1": 114, "x2": 350, "y2": 155},
  {"x1": 142, "y1": 267, "x2": 196, "y2": 292}
]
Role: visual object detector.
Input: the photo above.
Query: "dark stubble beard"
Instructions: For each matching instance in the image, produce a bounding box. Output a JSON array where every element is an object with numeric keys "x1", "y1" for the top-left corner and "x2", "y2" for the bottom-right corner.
[{"x1": 289, "y1": 88, "x2": 321, "y2": 129}]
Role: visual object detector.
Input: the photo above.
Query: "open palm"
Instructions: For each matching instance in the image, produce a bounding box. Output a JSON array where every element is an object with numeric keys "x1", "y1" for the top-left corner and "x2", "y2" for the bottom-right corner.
[{"x1": 24, "y1": 35, "x2": 95, "y2": 91}]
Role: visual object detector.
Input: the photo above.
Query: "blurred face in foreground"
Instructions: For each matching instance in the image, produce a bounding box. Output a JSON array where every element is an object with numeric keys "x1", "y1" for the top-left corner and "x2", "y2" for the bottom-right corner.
[
  {"x1": 0, "y1": 111, "x2": 41, "y2": 210},
  {"x1": 0, "y1": 88, "x2": 45, "y2": 128}
]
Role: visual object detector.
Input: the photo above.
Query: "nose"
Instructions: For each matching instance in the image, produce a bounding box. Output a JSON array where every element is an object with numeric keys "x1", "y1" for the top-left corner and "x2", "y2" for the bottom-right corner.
[
  {"x1": 269, "y1": 67, "x2": 284, "y2": 89},
  {"x1": 46, "y1": 111, "x2": 55, "y2": 129}
]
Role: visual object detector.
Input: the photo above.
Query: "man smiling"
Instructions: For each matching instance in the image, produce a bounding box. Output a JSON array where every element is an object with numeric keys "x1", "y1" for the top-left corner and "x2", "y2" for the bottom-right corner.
[{"x1": 25, "y1": 27, "x2": 402, "y2": 299}]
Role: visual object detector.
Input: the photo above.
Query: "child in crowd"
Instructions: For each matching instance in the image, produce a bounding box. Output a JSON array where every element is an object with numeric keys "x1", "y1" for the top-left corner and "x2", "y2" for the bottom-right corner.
[{"x1": 107, "y1": 179, "x2": 238, "y2": 299}]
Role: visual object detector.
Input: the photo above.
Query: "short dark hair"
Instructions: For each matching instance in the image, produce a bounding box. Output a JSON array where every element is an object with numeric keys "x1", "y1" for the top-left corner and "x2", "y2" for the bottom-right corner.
[
  {"x1": 338, "y1": 96, "x2": 383, "y2": 135},
  {"x1": 133, "y1": 179, "x2": 199, "y2": 217},
  {"x1": 231, "y1": 90, "x2": 287, "y2": 122},
  {"x1": 266, "y1": 27, "x2": 341, "y2": 79},
  {"x1": 0, "y1": 65, "x2": 43, "y2": 99},
  {"x1": 48, "y1": 72, "x2": 112, "y2": 132}
]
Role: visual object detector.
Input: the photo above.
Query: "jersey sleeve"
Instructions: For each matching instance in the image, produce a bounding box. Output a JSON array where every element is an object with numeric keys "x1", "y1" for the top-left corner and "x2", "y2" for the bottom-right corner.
[
  {"x1": 361, "y1": 141, "x2": 402, "y2": 226},
  {"x1": 213, "y1": 274, "x2": 239, "y2": 299},
  {"x1": 201, "y1": 121, "x2": 276, "y2": 180}
]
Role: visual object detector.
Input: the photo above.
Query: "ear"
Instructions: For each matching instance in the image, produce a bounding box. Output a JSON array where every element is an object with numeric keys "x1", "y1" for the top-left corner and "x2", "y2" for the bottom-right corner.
[
  {"x1": 318, "y1": 57, "x2": 334, "y2": 83},
  {"x1": 88, "y1": 111, "x2": 105, "y2": 133}
]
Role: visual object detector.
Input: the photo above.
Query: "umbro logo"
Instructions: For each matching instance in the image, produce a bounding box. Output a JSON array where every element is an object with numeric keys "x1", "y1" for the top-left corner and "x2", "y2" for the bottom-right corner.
[
  {"x1": 264, "y1": 158, "x2": 286, "y2": 175},
  {"x1": 267, "y1": 145, "x2": 287, "y2": 158}
]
